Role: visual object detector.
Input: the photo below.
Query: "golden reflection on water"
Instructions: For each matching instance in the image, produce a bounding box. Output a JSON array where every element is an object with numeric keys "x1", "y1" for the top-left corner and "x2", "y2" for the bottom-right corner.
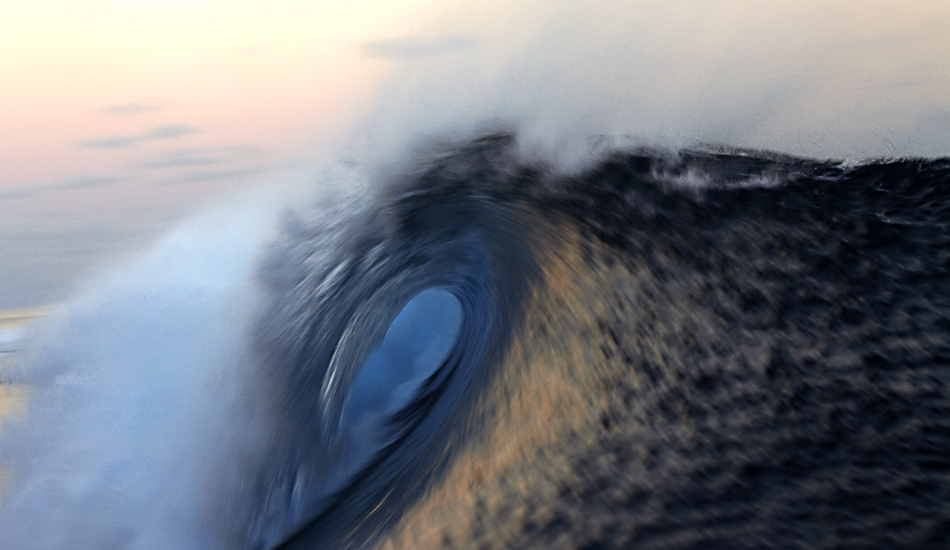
[
  {"x1": 0, "y1": 385, "x2": 27, "y2": 501},
  {"x1": 0, "y1": 308, "x2": 42, "y2": 501},
  {"x1": 0, "y1": 308, "x2": 46, "y2": 330},
  {"x1": 0, "y1": 384, "x2": 27, "y2": 427}
]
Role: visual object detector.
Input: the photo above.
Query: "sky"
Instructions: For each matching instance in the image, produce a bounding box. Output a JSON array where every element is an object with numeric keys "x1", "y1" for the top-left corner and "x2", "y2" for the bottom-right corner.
[
  {"x1": 1, "y1": 0, "x2": 949, "y2": 309},
  {"x1": 0, "y1": 0, "x2": 439, "y2": 308}
]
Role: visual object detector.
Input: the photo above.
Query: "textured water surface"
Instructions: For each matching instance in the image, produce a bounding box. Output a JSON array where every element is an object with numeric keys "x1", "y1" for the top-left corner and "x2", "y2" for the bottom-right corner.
[{"x1": 1, "y1": 134, "x2": 949, "y2": 549}]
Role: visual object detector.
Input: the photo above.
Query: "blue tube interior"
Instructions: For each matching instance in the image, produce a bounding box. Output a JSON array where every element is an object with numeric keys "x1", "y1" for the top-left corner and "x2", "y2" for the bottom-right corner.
[{"x1": 343, "y1": 288, "x2": 462, "y2": 428}]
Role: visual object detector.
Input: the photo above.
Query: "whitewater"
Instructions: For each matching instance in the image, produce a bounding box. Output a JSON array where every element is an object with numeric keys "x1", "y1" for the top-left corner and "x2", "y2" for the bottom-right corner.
[{"x1": 2, "y1": 1, "x2": 950, "y2": 549}]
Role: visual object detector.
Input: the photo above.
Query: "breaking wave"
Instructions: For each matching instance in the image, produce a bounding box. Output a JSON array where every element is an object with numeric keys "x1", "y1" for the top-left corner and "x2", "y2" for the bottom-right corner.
[{"x1": 2, "y1": 133, "x2": 950, "y2": 549}]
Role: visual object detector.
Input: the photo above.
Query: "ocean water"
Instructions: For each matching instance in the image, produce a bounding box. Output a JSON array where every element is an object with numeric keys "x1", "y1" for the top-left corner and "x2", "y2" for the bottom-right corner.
[
  {"x1": 1, "y1": 134, "x2": 949, "y2": 549},
  {"x1": 2, "y1": 1, "x2": 950, "y2": 549}
]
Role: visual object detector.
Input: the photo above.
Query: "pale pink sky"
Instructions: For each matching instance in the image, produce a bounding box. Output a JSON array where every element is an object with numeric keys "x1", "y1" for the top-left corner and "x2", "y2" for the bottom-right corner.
[
  {"x1": 0, "y1": 0, "x2": 446, "y2": 308},
  {"x1": 1, "y1": 0, "x2": 949, "y2": 308},
  {"x1": 0, "y1": 0, "x2": 441, "y2": 190},
  {"x1": 3, "y1": 0, "x2": 949, "y2": 190}
]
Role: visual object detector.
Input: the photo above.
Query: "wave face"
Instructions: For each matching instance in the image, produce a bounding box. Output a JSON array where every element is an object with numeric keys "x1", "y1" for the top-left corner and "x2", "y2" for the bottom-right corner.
[{"x1": 3, "y1": 133, "x2": 950, "y2": 549}]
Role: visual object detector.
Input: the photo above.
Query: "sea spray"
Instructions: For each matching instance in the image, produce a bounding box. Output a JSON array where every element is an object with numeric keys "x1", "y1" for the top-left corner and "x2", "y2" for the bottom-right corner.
[{"x1": 0, "y1": 183, "x2": 312, "y2": 549}]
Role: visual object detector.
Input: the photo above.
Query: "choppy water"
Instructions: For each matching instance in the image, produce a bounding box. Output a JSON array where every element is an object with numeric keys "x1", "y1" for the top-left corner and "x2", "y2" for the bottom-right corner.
[{"x1": 1, "y1": 133, "x2": 950, "y2": 549}]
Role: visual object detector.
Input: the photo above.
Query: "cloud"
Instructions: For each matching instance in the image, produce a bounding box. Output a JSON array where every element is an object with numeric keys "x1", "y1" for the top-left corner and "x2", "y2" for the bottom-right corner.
[
  {"x1": 99, "y1": 103, "x2": 164, "y2": 115},
  {"x1": 75, "y1": 124, "x2": 200, "y2": 149},
  {"x1": 141, "y1": 150, "x2": 216, "y2": 169},
  {"x1": 143, "y1": 124, "x2": 199, "y2": 140},
  {"x1": 140, "y1": 146, "x2": 262, "y2": 169},
  {"x1": 76, "y1": 136, "x2": 139, "y2": 149},
  {"x1": 361, "y1": 34, "x2": 477, "y2": 59},
  {"x1": 155, "y1": 165, "x2": 271, "y2": 185},
  {"x1": 141, "y1": 145, "x2": 274, "y2": 185},
  {"x1": 0, "y1": 186, "x2": 42, "y2": 201},
  {"x1": 0, "y1": 175, "x2": 122, "y2": 201},
  {"x1": 56, "y1": 175, "x2": 124, "y2": 190}
]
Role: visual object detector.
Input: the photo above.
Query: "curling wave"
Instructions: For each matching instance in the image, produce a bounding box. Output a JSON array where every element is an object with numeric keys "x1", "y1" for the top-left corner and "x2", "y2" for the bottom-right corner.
[{"x1": 2, "y1": 133, "x2": 950, "y2": 549}]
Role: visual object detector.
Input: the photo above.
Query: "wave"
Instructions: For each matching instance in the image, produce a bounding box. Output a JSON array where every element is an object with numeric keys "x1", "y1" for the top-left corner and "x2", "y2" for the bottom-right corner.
[{"x1": 2, "y1": 133, "x2": 950, "y2": 549}]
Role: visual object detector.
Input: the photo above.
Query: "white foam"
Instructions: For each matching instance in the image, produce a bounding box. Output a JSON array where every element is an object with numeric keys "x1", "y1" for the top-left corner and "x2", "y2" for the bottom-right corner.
[
  {"x1": 354, "y1": 0, "x2": 950, "y2": 169},
  {"x1": 0, "y1": 184, "x2": 296, "y2": 550}
]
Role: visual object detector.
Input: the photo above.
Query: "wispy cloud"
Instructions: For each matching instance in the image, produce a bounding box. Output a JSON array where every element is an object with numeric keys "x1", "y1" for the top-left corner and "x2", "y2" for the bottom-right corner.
[
  {"x1": 75, "y1": 124, "x2": 200, "y2": 149},
  {"x1": 99, "y1": 103, "x2": 164, "y2": 115},
  {"x1": 140, "y1": 146, "x2": 262, "y2": 169},
  {"x1": 0, "y1": 186, "x2": 42, "y2": 201},
  {"x1": 142, "y1": 124, "x2": 199, "y2": 140},
  {"x1": 155, "y1": 165, "x2": 271, "y2": 185},
  {"x1": 140, "y1": 145, "x2": 274, "y2": 186},
  {"x1": 361, "y1": 34, "x2": 477, "y2": 59},
  {"x1": 76, "y1": 136, "x2": 139, "y2": 149},
  {"x1": 56, "y1": 175, "x2": 124, "y2": 190},
  {"x1": 141, "y1": 150, "x2": 217, "y2": 169},
  {"x1": 0, "y1": 174, "x2": 123, "y2": 201}
]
